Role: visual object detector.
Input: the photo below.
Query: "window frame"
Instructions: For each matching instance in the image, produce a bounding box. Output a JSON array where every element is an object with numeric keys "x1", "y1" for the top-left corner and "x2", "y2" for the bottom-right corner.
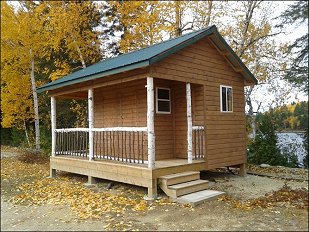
[
  {"x1": 220, "y1": 85, "x2": 233, "y2": 113},
  {"x1": 156, "y1": 87, "x2": 171, "y2": 114}
]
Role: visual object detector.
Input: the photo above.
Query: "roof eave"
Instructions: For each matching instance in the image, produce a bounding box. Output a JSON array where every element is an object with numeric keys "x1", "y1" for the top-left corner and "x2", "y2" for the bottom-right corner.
[
  {"x1": 209, "y1": 31, "x2": 258, "y2": 85},
  {"x1": 37, "y1": 60, "x2": 150, "y2": 93}
]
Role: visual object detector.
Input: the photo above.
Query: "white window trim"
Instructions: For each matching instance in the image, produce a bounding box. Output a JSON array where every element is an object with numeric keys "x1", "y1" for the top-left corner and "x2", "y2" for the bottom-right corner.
[
  {"x1": 220, "y1": 85, "x2": 233, "y2": 113},
  {"x1": 156, "y1": 87, "x2": 171, "y2": 114}
]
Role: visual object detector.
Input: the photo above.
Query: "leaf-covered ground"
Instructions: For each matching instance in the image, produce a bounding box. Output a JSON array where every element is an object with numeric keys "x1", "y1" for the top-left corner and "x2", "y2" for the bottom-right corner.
[{"x1": 1, "y1": 148, "x2": 308, "y2": 231}]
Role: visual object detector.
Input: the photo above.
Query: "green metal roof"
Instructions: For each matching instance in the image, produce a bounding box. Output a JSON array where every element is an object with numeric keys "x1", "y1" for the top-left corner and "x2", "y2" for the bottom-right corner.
[{"x1": 37, "y1": 25, "x2": 257, "y2": 93}]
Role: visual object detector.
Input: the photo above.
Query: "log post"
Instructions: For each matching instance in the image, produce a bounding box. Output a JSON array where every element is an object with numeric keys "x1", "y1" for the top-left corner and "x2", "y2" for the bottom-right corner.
[
  {"x1": 147, "y1": 77, "x2": 155, "y2": 169},
  {"x1": 88, "y1": 88, "x2": 94, "y2": 161},
  {"x1": 186, "y1": 83, "x2": 193, "y2": 163},
  {"x1": 51, "y1": 97, "x2": 56, "y2": 156}
]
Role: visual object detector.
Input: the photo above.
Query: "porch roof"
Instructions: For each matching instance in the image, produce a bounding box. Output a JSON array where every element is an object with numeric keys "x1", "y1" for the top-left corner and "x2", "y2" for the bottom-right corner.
[{"x1": 37, "y1": 25, "x2": 258, "y2": 93}]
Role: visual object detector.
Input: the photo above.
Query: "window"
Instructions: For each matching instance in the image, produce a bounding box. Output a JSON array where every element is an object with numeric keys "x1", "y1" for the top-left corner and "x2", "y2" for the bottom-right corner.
[
  {"x1": 156, "y1": 87, "x2": 171, "y2": 114},
  {"x1": 220, "y1": 85, "x2": 233, "y2": 112}
]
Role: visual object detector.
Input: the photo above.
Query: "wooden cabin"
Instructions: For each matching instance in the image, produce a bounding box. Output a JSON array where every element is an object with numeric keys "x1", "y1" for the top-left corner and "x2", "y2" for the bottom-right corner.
[{"x1": 38, "y1": 25, "x2": 257, "y2": 200}]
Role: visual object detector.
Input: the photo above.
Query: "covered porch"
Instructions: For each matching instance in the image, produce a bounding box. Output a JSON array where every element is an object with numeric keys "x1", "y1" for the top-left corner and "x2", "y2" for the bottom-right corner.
[{"x1": 49, "y1": 76, "x2": 207, "y2": 198}]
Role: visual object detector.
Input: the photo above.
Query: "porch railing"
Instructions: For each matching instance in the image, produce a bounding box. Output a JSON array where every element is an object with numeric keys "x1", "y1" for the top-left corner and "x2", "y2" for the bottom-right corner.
[
  {"x1": 55, "y1": 126, "x2": 204, "y2": 163},
  {"x1": 55, "y1": 127, "x2": 147, "y2": 164},
  {"x1": 93, "y1": 127, "x2": 147, "y2": 164},
  {"x1": 55, "y1": 128, "x2": 89, "y2": 157},
  {"x1": 193, "y1": 126, "x2": 205, "y2": 159}
]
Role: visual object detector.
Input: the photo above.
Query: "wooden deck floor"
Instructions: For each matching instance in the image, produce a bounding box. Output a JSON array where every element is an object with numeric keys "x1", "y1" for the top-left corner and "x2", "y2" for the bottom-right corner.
[{"x1": 51, "y1": 156, "x2": 205, "y2": 185}]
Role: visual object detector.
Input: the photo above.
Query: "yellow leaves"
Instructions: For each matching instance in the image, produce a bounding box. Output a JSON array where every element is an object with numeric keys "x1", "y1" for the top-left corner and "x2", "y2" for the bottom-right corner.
[
  {"x1": 107, "y1": 1, "x2": 166, "y2": 53},
  {"x1": 133, "y1": 200, "x2": 148, "y2": 211},
  {"x1": 10, "y1": 177, "x2": 154, "y2": 219},
  {"x1": 2, "y1": 157, "x2": 179, "y2": 223},
  {"x1": 1, "y1": 158, "x2": 49, "y2": 180},
  {"x1": 4, "y1": 157, "x2": 156, "y2": 220}
]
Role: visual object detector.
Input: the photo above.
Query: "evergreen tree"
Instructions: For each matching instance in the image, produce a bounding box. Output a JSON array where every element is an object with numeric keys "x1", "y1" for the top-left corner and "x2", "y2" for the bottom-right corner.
[
  {"x1": 248, "y1": 112, "x2": 287, "y2": 166},
  {"x1": 279, "y1": 1, "x2": 308, "y2": 93}
]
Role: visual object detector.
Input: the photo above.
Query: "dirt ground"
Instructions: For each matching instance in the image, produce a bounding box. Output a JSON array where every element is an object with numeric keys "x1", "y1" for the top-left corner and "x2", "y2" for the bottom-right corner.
[{"x1": 1, "y1": 147, "x2": 308, "y2": 231}]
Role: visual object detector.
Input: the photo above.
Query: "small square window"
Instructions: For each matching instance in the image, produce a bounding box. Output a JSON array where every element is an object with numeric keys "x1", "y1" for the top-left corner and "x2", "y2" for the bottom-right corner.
[
  {"x1": 156, "y1": 87, "x2": 171, "y2": 114},
  {"x1": 220, "y1": 85, "x2": 233, "y2": 112}
]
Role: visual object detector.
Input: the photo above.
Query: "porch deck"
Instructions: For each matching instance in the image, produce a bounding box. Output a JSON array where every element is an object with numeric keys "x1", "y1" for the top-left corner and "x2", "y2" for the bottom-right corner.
[{"x1": 50, "y1": 155, "x2": 206, "y2": 194}]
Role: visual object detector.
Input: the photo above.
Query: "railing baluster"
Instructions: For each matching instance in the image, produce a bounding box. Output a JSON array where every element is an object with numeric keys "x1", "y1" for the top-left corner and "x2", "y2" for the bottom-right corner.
[
  {"x1": 117, "y1": 131, "x2": 119, "y2": 161},
  {"x1": 102, "y1": 131, "x2": 105, "y2": 158},
  {"x1": 121, "y1": 131, "x2": 124, "y2": 162},
  {"x1": 141, "y1": 131, "x2": 143, "y2": 163}
]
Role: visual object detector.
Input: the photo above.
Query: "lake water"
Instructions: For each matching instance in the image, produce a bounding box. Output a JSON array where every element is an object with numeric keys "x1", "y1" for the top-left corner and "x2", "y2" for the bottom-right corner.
[{"x1": 276, "y1": 132, "x2": 306, "y2": 166}]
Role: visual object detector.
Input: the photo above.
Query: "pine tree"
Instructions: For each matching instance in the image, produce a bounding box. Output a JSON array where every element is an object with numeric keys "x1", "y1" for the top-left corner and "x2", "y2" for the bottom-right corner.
[
  {"x1": 278, "y1": 1, "x2": 308, "y2": 93},
  {"x1": 248, "y1": 112, "x2": 286, "y2": 166}
]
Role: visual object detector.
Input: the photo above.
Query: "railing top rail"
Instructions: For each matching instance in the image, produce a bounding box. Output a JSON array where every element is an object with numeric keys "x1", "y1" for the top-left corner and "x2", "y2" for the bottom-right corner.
[
  {"x1": 92, "y1": 127, "x2": 147, "y2": 132},
  {"x1": 192, "y1": 126, "x2": 204, "y2": 130},
  {"x1": 55, "y1": 127, "x2": 147, "y2": 132},
  {"x1": 55, "y1": 128, "x2": 89, "y2": 132}
]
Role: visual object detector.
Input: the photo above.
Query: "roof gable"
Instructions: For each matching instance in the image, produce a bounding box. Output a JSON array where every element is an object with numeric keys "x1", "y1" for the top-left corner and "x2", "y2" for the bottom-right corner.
[{"x1": 37, "y1": 26, "x2": 257, "y2": 93}]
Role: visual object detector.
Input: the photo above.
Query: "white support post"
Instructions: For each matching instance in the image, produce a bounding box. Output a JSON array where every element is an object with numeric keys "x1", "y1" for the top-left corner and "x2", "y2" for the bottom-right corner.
[
  {"x1": 51, "y1": 97, "x2": 56, "y2": 156},
  {"x1": 147, "y1": 77, "x2": 155, "y2": 169},
  {"x1": 88, "y1": 88, "x2": 94, "y2": 161},
  {"x1": 186, "y1": 83, "x2": 193, "y2": 163}
]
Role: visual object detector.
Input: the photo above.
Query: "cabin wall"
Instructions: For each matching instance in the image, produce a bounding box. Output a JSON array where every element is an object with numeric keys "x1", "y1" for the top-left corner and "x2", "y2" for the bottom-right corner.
[
  {"x1": 94, "y1": 79, "x2": 147, "y2": 127},
  {"x1": 93, "y1": 78, "x2": 177, "y2": 161},
  {"x1": 154, "y1": 79, "x2": 175, "y2": 160},
  {"x1": 151, "y1": 37, "x2": 246, "y2": 169}
]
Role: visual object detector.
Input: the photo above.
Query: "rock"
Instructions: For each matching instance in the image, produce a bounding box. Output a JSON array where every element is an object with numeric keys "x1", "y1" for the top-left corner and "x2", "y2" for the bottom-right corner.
[{"x1": 260, "y1": 164, "x2": 271, "y2": 168}]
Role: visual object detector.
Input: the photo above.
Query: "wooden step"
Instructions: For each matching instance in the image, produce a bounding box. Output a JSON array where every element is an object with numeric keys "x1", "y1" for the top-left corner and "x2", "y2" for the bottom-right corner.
[
  {"x1": 164, "y1": 179, "x2": 209, "y2": 198},
  {"x1": 159, "y1": 171, "x2": 200, "y2": 186}
]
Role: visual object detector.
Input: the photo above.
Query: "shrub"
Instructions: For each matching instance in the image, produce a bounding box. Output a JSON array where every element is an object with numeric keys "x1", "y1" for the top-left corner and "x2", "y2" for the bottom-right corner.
[{"x1": 18, "y1": 149, "x2": 49, "y2": 164}]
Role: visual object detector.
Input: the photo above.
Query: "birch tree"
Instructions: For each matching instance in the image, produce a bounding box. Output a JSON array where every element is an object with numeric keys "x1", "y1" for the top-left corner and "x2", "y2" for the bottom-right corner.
[
  {"x1": 102, "y1": 1, "x2": 168, "y2": 54},
  {"x1": 1, "y1": 1, "x2": 103, "y2": 147},
  {"x1": 221, "y1": 1, "x2": 289, "y2": 139},
  {"x1": 1, "y1": 1, "x2": 48, "y2": 150},
  {"x1": 42, "y1": 1, "x2": 102, "y2": 80}
]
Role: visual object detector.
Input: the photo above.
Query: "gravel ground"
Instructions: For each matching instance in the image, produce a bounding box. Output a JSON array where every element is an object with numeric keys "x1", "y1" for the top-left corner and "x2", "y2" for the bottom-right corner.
[{"x1": 209, "y1": 174, "x2": 308, "y2": 200}]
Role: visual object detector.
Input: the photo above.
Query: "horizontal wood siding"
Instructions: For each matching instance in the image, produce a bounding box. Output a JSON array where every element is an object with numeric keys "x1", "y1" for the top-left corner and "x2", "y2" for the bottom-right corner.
[
  {"x1": 151, "y1": 37, "x2": 246, "y2": 169},
  {"x1": 93, "y1": 79, "x2": 148, "y2": 161},
  {"x1": 174, "y1": 82, "x2": 186, "y2": 158},
  {"x1": 94, "y1": 79, "x2": 147, "y2": 127},
  {"x1": 154, "y1": 79, "x2": 174, "y2": 160}
]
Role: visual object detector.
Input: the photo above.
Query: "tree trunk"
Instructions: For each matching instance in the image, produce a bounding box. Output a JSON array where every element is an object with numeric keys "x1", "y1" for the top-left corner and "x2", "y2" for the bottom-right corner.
[
  {"x1": 24, "y1": 120, "x2": 31, "y2": 148},
  {"x1": 74, "y1": 40, "x2": 86, "y2": 69},
  {"x1": 238, "y1": 2, "x2": 260, "y2": 141},
  {"x1": 245, "y1": 86, "x2": 257, "y2": 140},
  {"x1": 205, "y1": 0, "x2": 213, "y2": 27},
  {"x1": 239, "y1": 1, "x2": 254, "y2": 57},
  {"x1": 29, "y1": 49, "x2": 40, "y2": 151},
  {"x1": 175, "y1": 2, "x2": 182, "y2": 36}
]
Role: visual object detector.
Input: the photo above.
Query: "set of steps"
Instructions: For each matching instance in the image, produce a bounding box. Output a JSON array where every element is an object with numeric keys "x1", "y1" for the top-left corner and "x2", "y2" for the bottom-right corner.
[{"x1": 158, "y1": 171, "x2": 224, "y2": 206}]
